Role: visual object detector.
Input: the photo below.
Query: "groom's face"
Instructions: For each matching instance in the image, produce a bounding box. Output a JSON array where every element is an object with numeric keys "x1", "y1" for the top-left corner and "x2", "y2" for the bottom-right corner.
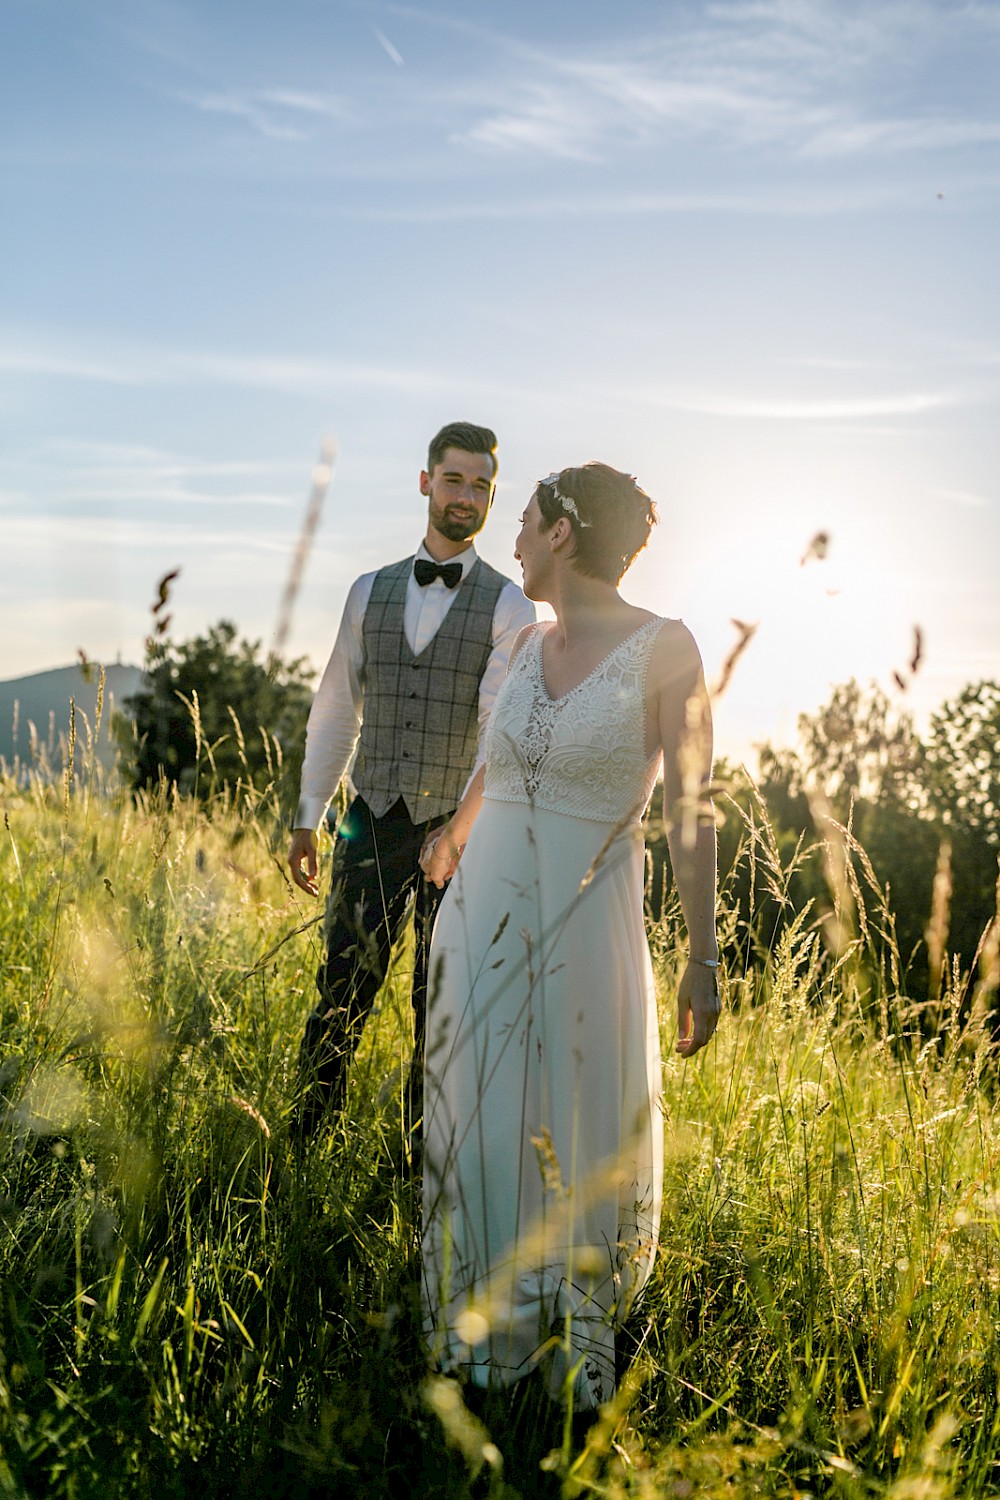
[{"x1": 421, "y1": 447, "x2": 495, "y2": 547}]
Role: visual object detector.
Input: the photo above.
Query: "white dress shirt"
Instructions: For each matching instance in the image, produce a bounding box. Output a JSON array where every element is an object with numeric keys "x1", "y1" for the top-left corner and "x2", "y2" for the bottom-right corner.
[{"x1": 295, "y1": 542, "x2": 536, "y2": 829}]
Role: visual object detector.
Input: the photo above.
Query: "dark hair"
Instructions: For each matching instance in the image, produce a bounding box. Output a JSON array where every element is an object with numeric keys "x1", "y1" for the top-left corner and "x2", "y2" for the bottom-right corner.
[
  {"x1": 535, "y1": 463, "x2": 657, "y2": 583},
  {"x1": 427, "y1": 421, "x2": 499, "y2": 477}
]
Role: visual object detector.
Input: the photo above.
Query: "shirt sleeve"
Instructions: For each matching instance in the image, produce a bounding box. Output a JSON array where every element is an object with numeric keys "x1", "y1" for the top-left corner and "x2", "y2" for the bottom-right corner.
[
  {"x1": 294, "y1": 574, "x2": 371, "y2": 829},
  {"x1": 468, "y1": 581, "x2": 537, "y2": 776}
]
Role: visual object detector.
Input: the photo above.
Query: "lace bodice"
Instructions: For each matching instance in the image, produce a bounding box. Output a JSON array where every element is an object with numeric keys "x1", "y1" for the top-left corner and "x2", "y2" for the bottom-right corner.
[{"x1": 483, "y1": 618, "x2": 665, "y2": 824}]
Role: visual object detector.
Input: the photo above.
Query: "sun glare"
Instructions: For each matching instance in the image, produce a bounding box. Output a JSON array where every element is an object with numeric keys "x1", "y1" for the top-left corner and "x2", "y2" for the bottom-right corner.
[{"x1": 643, "y1": 512, "x2": 914, "y2": 763}]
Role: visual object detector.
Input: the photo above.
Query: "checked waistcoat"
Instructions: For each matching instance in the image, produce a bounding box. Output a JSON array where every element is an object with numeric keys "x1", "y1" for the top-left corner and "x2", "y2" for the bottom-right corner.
[{"x1": 352, "y1": 556, "x2": 508, "y2": 822}]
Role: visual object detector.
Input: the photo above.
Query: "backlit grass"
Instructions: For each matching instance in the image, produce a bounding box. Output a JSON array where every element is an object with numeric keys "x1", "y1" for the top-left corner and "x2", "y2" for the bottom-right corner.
[{"x1": 2, "y1": 741, "x2": 999, "y2": 1498}]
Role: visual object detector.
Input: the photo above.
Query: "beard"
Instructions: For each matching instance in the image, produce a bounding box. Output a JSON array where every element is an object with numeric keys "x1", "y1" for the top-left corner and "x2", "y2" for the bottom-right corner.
[{"x1": 429, "y1": 501, "x2": 488, "y2": 544}]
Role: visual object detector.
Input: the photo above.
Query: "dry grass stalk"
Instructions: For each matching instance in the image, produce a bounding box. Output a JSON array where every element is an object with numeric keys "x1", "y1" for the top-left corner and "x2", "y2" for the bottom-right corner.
[
  {"x1": 925, "y1": 840, "x2": 953, "y2": 1006},
  {"x1": 272, "y1": 437, "x2": 337, "y2": 660}
]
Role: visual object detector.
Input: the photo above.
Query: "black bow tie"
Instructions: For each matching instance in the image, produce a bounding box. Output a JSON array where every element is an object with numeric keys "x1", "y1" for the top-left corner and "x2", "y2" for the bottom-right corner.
[{"x1": 414, "y1": 558, "x2": 463, "y2": 589}]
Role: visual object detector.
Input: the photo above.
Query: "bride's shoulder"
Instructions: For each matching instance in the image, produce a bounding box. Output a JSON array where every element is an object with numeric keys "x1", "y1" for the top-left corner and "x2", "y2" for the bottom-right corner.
[
  {"x1": 647, "y1": 617, "x2": 704, "y2": 688},
  {"x1": 648, "y1": 614, "x2": 695, "y2": 645},
  {"x1": 507, "y1": 619, "x2": 545, "y2": 669}
]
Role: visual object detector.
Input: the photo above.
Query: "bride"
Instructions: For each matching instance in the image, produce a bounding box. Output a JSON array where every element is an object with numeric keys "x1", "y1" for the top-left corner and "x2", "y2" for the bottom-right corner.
[{"x1": 419, "y1": 463, "x2": 719, "y2": 1410}]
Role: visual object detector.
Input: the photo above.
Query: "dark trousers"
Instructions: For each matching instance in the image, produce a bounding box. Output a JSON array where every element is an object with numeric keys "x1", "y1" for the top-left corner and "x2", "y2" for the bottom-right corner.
[{"x1": 295, "y1": 796, "x2": 448, "y2": 1138}]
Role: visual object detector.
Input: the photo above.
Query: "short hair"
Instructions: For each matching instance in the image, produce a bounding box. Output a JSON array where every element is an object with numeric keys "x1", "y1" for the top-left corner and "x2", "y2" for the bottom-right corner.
[
  {"x1": 427, "y1": 421, "x2": 499, "y2": 477},
  {"x1": 535, "y1": 463, "x2": 657, "y2": 583}
]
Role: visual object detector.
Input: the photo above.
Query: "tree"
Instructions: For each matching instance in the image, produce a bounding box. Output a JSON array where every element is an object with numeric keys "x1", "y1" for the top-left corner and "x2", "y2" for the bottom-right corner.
[
  {"x1": 117, "y1": 621, "x2": 315, "y2": 811},
  {"x1": 923, "y1": 680, "x2": 1000, "y2": 847},
  {"x1": 755, "y1": 743, "x2": 811, "y2": 834},
  {"x1": 752, "y1": 678, "x2": 998, "y2": 998},
  {"x1": 795, "y1": 678, "x2": 923, "y2": 815}
]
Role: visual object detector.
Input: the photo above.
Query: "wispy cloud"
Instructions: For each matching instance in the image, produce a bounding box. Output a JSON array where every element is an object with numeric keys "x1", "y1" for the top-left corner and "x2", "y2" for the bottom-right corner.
[
  {"x1": 803, "y1": 116, "x2": 1000, "y2": 157},
  {"x1": 462, "y1": 94, "x2": 601, "y2": 161},
  {"x1": 372, "y1": 26, "x2": 405, "y2": 67},
  {"x1": 5, "y1": 514, "x2": 293, "y2": 552},
  {"x1": 187, "y1": 87, "x2": 353, "y2": 141},
  {"x1": 44, "y1": 440, "x2": 295, "y2": 481},
  {"x1": 632, "y1": 388, "x2": 958, "y2": 420},
  {"x1": 49, "y1": 485, "x2": 289, "y2": 510},
  {"x1": 456, "y1": 57, "x2": 829, "y2": 161},
  {"x1": 931, "y1": 487, "x2": 992, "y2": 509},
  {"x1": 346, "y1": 179, "x2": 932, "y2": 222},
  {"x1": 0, "y1": 336, "x2": 456, "y2": 397},
  {"x1": 0, "y1": 331, "x2": 978, "y2": 432},
  {"x1": 780, "y1": 355, "x2": 900, "y2": 371},
  {"x1": 0, "y1": 348, "x2": 135, "y2": 384},
  {"x1": 448, "y1": 0, "x2": 1000, "y2": 167},
  {"x1": 184, "y1": 350, "x2": 450, "y2": 396},
  {"x1": 0, "y1": 441, "x2": 303, "y2": 523},
  {"x1": 91, "y1": 0, "x2": 1000, "y2": 199}
]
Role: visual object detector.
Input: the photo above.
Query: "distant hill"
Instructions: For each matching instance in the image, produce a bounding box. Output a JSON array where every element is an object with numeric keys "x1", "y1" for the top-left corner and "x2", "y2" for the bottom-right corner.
[{"x1": 0, "y1": 663, "x2": 144, "y2": 774}]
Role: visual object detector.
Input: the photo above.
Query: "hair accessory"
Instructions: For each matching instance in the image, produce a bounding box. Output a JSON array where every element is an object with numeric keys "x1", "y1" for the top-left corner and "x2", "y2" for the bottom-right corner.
[{"x1": 540, "y1": 472, "x2": 592, "y2": 528}]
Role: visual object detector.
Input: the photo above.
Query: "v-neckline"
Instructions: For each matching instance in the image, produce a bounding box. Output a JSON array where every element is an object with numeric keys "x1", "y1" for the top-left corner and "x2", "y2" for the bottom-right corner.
[{"x1": 534, "y1": 617, "x2": 659, "y2": 705}]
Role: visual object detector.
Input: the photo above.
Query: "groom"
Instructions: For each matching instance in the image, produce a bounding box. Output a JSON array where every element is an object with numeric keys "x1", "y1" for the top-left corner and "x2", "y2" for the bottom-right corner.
[{"x1": 288, "y1": 420, "x2": 535, "y2": 1137}]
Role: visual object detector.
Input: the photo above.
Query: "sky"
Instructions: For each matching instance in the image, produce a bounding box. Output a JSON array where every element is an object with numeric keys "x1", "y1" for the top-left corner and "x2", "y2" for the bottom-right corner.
[{"x1": 2, "y1": 0, "x2": 999, "y2": 765}]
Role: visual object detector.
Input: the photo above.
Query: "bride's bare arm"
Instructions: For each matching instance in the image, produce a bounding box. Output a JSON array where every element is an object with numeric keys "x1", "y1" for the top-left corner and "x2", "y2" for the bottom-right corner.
[
  {"x1": 652, "y1": 623, "x2": 721, "y2": 1057},
  {"x1": 420, "y1": 624, "x2": 539, "y2": 890}
]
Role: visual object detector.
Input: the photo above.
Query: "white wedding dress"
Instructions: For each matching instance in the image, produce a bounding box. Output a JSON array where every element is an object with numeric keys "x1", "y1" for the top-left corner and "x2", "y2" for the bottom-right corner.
[{"x1": 422, "y1": 618, "x2": 666, "y2": 1409}]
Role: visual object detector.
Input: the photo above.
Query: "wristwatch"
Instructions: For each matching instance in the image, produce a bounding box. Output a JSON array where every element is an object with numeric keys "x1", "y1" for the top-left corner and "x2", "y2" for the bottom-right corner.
[{"x1": 690, "y1": 957, "x2": 720, "y2": 969}]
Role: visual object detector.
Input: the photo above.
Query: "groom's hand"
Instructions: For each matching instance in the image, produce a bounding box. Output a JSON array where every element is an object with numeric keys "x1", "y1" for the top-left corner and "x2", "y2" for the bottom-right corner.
[{"x1": 289, "y1": 827, "x2": 319, "y2": 896}]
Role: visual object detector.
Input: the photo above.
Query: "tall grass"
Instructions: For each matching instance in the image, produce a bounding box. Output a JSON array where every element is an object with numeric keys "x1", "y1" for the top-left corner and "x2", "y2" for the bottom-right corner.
[{"x1": 2, "y1": 737, "x2": 999, "y2": 1498}]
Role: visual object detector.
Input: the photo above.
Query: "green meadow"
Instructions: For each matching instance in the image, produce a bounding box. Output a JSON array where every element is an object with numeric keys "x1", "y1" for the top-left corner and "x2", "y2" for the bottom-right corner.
[{"x1": 2, "y1": 702, "x2": 999, "y2": 1499}]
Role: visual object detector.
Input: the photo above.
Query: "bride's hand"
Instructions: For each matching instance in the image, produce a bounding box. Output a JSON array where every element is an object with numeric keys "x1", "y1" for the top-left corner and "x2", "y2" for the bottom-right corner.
[
  {"x1": 420, "y1": 828, "x2": 464, "y2": 888},
  {"x1": 676, "y1": 961, "x2": 722, "y2": 1057}
]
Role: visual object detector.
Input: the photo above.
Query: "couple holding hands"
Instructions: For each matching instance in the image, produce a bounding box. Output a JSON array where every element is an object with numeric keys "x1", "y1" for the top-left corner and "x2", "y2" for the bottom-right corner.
[{"x1": 288, "y1": 420, "x2": 719, "y2": 1410}]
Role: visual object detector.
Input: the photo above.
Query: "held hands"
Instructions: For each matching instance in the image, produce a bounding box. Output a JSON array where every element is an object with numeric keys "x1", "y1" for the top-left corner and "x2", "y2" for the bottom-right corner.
[
  {"x1": 419, "y1": 825, "x2": 464, "y2": 888},
  {"x1": 288, "y1": 827, "x2": 320, "y2": 896},
  {"x1": 676, "y1": 960, "x2": 722, "y2": 1057}
]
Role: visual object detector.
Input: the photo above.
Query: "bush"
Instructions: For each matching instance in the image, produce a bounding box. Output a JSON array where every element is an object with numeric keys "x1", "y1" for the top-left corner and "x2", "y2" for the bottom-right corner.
[{"x1": 116, "y1": 620, "x2": 314, "y2": 818}]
